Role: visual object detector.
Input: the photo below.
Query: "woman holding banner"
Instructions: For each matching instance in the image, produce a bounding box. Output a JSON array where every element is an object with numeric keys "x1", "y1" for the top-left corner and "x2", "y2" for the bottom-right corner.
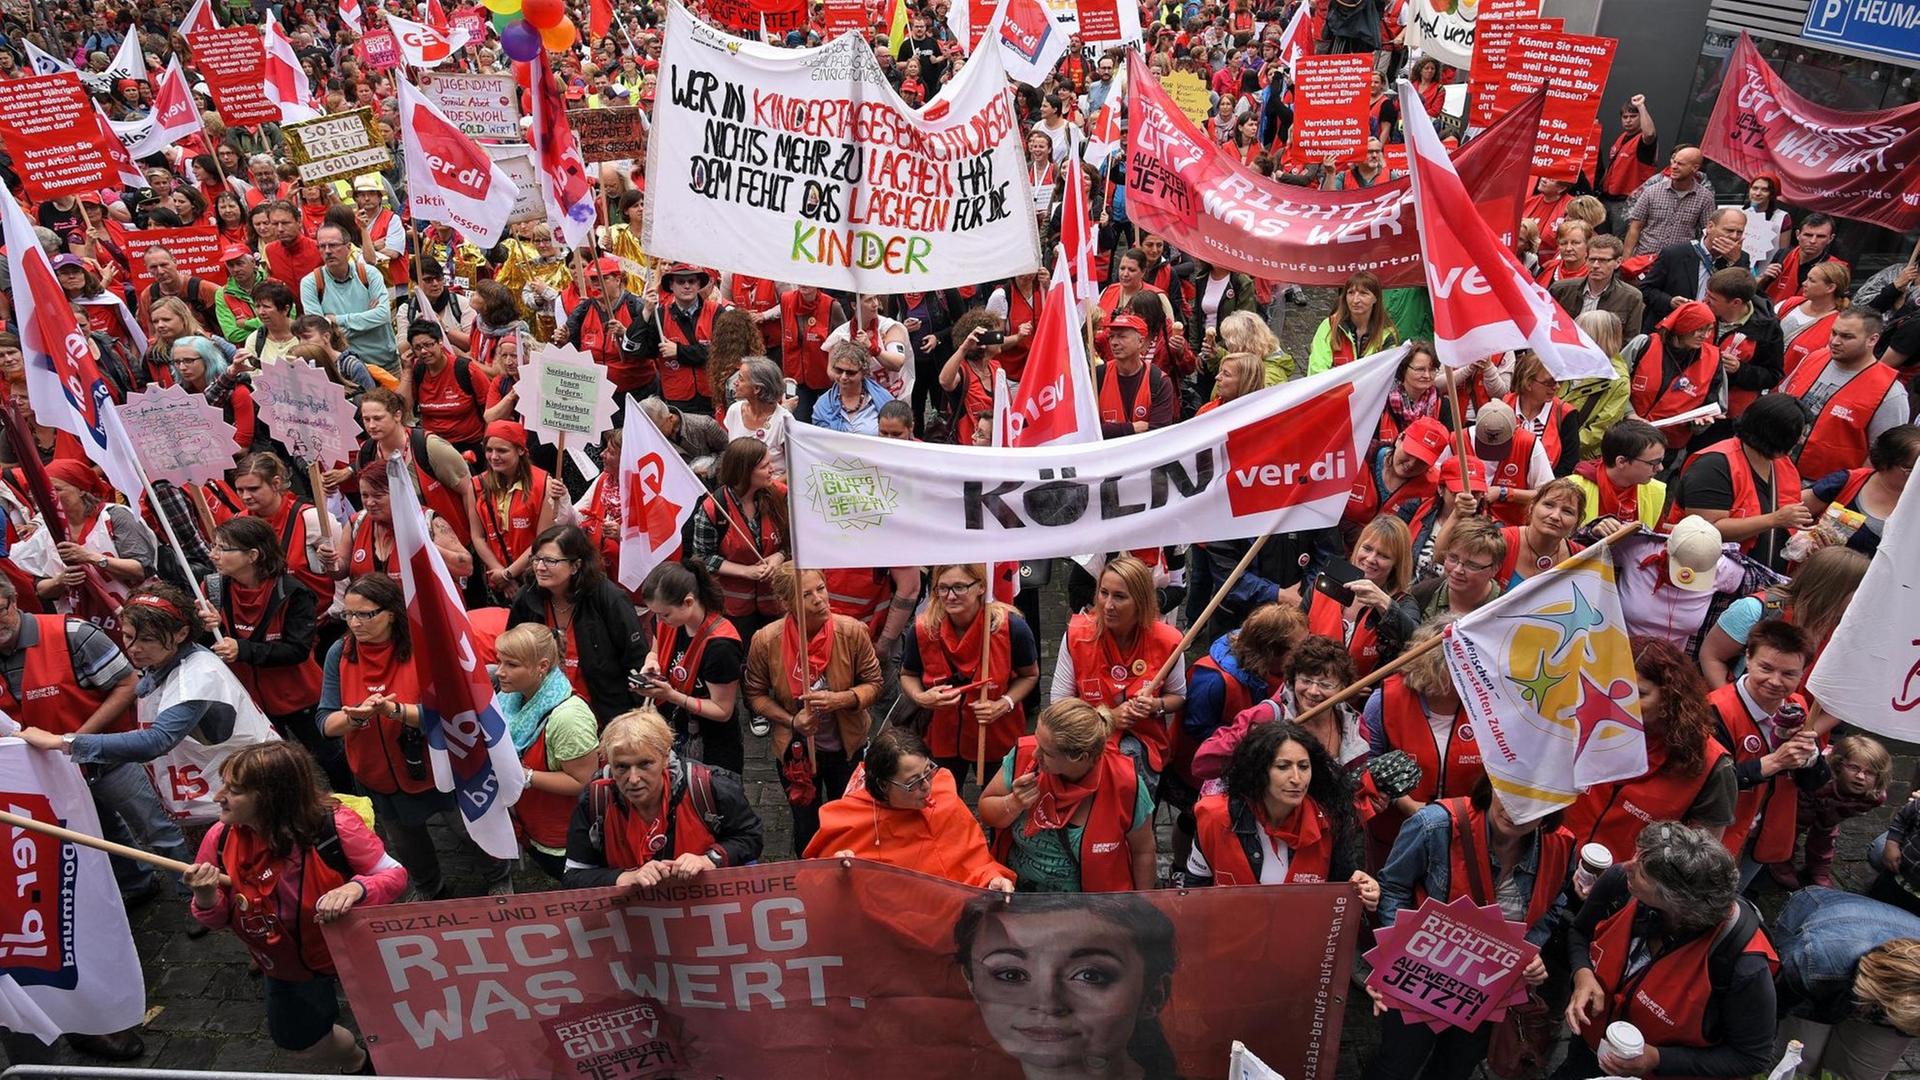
[
  {"x1": 1050, "y1": 556, "x2": 1185, "y2": 793},
  {"x1": 183, "y1": 742, "x2": 406, "y2": 1076},
  {"x1": 902, "y1": 563, "x2": 1039, "y2": 789},
  {"x1": 1360, "y1": 617, "x2": 1483, "y2": 864},
  {"x1": 1368, "y1": 776, "x2": 1573, "y2": 1080}
]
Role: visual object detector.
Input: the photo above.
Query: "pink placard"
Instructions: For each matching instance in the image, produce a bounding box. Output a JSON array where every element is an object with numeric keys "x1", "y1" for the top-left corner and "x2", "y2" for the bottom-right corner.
[{"x1": 1364, "y1": 895, "x2": 1536, "y2": 1032}]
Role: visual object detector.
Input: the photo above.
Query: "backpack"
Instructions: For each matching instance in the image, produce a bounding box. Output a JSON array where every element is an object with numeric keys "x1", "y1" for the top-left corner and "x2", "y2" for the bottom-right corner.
[
  {"x1": 306, "y1": 262, "x2": 373, "y2": 305},
  {"x1": 410, "y1": 356, "x2": 482, "y2": 422}
]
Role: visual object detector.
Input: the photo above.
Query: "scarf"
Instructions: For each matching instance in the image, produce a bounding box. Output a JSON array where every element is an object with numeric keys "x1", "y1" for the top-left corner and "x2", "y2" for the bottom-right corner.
[
  {"x1": 222, "y1": 825, "x2": 287, "y2": 941},
  {"x1": 1255, "y1": 795, "x2": 1324, "y2": 854},
  {"x1": 1387, "y1": 382, "x2": 1439, "y2": 424},
  {"x1": 498, "y1": 668, "x2": 576, "y2": 754},
  {"x1": 1024, "y1": 760, "x2": 1102, "y2": 837},
  {"x1": 1578, "y1": 459, "x2": 1641, "y2": 522},
  {"x1": 780, "y1": 614, "x2": 834, "y2": 698}
]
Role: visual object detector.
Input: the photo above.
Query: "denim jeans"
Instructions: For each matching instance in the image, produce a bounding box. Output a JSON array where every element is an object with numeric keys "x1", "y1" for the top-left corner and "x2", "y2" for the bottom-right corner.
[{"x1": 90, "y1": 762, "x2": 193, "y2": 896}]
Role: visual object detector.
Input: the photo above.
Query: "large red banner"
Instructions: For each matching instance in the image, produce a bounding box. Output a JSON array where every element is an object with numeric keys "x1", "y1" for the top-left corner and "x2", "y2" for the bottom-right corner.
[
  {"x1": 0, "y1": 74, "x2": 117, "y2": 200},
  {"x1": 1506, "y1": 30, "x2": 1614, "y2": 182},
  {"x1": 1704, "y1": 32, "x2": 1920, "y2": 232},
  {"x1": 325, "y1": 862, "x2": 1360, "y2": 1080},
  {"x1": 1468, "y1": 16, "x2": 1561, "y2": 129},
  {"x1": 123, "y1": 227, "x2": 226, "y2": 296},
  {"x1": 1283, "y1": 53, "x2": 1373, "y2": 171},
  {"x1": 1124, "y1": 53, "x2": 1542, "y2": 288},
  {"x1": 705, "y1": 0, "x2": 807, "y2": 36},
  {"x1": 189, "y1": 27, "x2": 280, "y2": 127}
]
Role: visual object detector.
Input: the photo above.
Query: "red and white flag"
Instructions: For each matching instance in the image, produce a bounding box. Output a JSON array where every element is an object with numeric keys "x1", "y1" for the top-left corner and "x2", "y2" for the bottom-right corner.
[
  {"x1": 987, "y1": 369, "x2": 1020, "y2": 603},
  {"x1": 263, "y1": 13, "x2": 319, "y2": 123},
  {"x1": 424, "y1": 0, "x2": 452, "y2": 29},
  {"x1": 339, "y1": 0, "x2": 364, "y2": 34},
  {"x1": 1002, "y1": 248, "x2": 1101, "y2": 448},
  {"x1": 1276, "y1": 1, "x2": 1309, "y2": 75},
  {"x1": 181, "y1": 0, "x2": 219, "y2": 36},
  {"x1": 617, "y1": 401, "x2": 704, "y2": 591},
  {"x1": 93, "y1": 102, "x2": 146, "y2": 191},
  {"x1": 529, "y1": 51, "x2": 597, "y2": 251},
  {"x1": 385, "y1": 455, "x2": 526, "y2": 860},
  {"x1": 3, "y1": 189, "x2": 144, "y2": 500},
  {"x1": 383, "y1": 12, "x2": 470, "y2": 69},
  {"x1": 1400, "y1": 81, "x2": 1614, "y2": 381},
  {"x1": 397, "y1": 75, "x2": 518, "y2": 247},
  {"x1": 1060, "y1": 160, "x2": 1096, "y2": 303},
  {"x1": 1081, "y1": 60, "x2": 1126, "y2": 168},
  {"x1": 150, "y1": 57, "x2": 206, "y2": 147}
]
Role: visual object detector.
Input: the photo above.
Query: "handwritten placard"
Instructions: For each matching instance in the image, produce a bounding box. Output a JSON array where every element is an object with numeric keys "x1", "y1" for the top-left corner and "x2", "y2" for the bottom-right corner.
[
  {"x1": 1364, "y1": 895, "x2": 1535, "y2": 1032},
  {"x1": 517, "y1": 344, "x2": 615, "y2": 442},
  {"x1": 252, "y1": 359, "x2": 363, "y2": 467},
  {"x1": 284, "y1": 108, "x2": 393, "y2": 184},
  {"x1": 567, "y1": 106, "x2": 646, "y2": 163},
  {"x1": 117, "y1": 384, "x2": 239, "y2": 486},
  {"x1": 1162, "y1": 70, "x2": 1214, "y2": 130}
]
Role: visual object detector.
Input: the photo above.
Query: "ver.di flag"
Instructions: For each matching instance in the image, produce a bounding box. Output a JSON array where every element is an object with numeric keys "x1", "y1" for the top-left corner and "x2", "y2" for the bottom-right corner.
[
  {"x1": 529, "y1": 50, "x2": 596, "y2": 252},
  {"x1": 1400, "y1": 78, "x2": 1613, "y2": 381},
  {"x1": 264, "y1": 12, "x2": 320, "y2": 123},
  {"x1": 1002, "y1": 248, "x2": 1099, "y2": 447},
  {"x1": 397, "y1": 75, "x2": 519, "y2": 248},
  {"x1": 385, "y1": 456, "x2": 525, "y2": 859},
  {"x1": 1441, "y1": 544, "x2": 1648, "y2": 824},
  {"x1": 1805, "y1": 477, "x2": 1920, "y2": 737},
  {"x1": 0, "y1": 731, "x2": 146, "y2": 1041},
  {"x1": 617, "y1": 403, "x2": 705, "y2": 591}
]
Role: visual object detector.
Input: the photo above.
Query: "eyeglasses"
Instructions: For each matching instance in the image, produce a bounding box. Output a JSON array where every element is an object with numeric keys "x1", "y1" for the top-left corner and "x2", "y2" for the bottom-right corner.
[
  {"x1": 1443, "y1": 553, "x2": 1497, "y2": 575},
  {"x1": 530, "y1": 556, "x2": 574, "y2": 568},
  {"x1": 1633, "y1": 454, "x2": 1666, "y2": 468},
  {"x1": 209, "y1": 543, "x2": 246, "y2": 554},
  {"x1": 934, "y1": 583, "x2": 978, "y2": 596},
  {"x1": 1296, "y1": 675, "x2": 1344, "y2": 694},
  {"x1": 341, "y1": 608, "x2": 387, "y2": 622},
  {"x1": 888, "y1": 765, "x2": 939, "y2": 793}
]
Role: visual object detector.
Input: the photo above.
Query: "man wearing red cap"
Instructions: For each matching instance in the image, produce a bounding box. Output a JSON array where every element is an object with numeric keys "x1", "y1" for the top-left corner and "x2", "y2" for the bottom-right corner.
[
  {"x1": 1093, "y1": 311, "x2": 1176, "y2": 438},
  {"x1": 630, "y1": 263, "x2": 726, "y2": 415},
  {"x1": 214, "y1": 243, "x2": 267, "y2": 346},
  {"x1": 565, "y1": 254, "x2": 652, "y2": 399}
]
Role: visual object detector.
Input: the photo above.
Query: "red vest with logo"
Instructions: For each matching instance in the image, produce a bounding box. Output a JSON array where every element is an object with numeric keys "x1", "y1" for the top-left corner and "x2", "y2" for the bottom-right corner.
[
  {"x1": 997, "y1": 282, "x2": 1041, "y2": 383},
  {"x1": 1783, "y1": 349, "x2": 1900, "y2": 482},
  {"x1": 699, "y1": 487, "x2": 785, "y2": 618},
  {"x1": 346, "y1": 512, "x2": 393, "y2": 579},
  {"x1": 1305, "y1": 583, "x2": 1383, "y2": 678},
  {"x1": 256, "y1": 496, "x2": 332, "y2": 605},
  {"x1": 1379, "y1": 674, "x2": 1482, "y2": 807},
  {"x1": 219, "y1": 578, "x2": 323, "y2": 716},
  {"x1": 1711, "y1": 682, "x2": 1810, "y2": 865},
  {"x1": 1065, "y1": 612, "x2": 1183, "y2": 771},
  {"x1": 595, "y1": 770, "x2": 720, "y2": 867},
  {"x1": 1629, "y1": 335, "x2": 1721, "y2": 422},
  {"x1": 369, "y1": 209, "x2": 407, "y2": 287},
  {"x1": 215, "y1": 822, "x2": 351, "y2": 978},
  {"x1": 1584, "y1": 899, "x2": 1778, "y2": 1062},
  {"x1": 515, "y1": 727, "x2": 577, "y2": 851},
  {"x1": 1563, "y1": 739, "x2": 1730, "y2": 862},
  {"x1": 1601, "y1": 132, "x2": 1656, "y2": 197},
  {"x1": 1191, "y1": 792, "x2": 1334, "y2": 885},
  {"x1": 653, "y1": 613, "x2": 741, "y2": 700},
  {"x1": 0, "y1": 615, "x2": 118, "y2": 733},
  {"x1": 729, "y1": 274, "x2": 782, "y2": 349},
  {"x1": 914, "y1": 609, "x2": 1022, "y2": 763},
  {"x1": 995, "y1": 738, "x2": 1140, "y2": 892},
  {"x1": 577, "y1": 299, "x2": 646, "y2": 390},
  {"x1": 1675, "y1": 439, "x2": 1800, "y2": 555},
  {"x1": 781, "y1": 290, "x2": 836, "y2": 390},
  {"x1": 1717, "y1": 323, "x2": 1769, "y2": 417},
  {"x1": 1503, "y1": 392, "x2": 1570, "y2": 471},
  {"x1": 472, "y1": 467, "x2": 550, "y2": 570},
  {"x1": 824, "y1": 567, "x2": 893, "y2": 638},
  {"x1": 1423, "y1": 798, "x2": 1573, "y2": 928},
  {"x1": 1776, "y1": 299, "x2": 1838, "y2": 380},
  {"x1": 1448, "y1": 429, "x2": 1538, "y2": 528},
  {"x1": 659, "y1": 299, "x2": 719, "y2": 403},
  {"x1": 1096, "y1": 361, "x2": 1154, "y2": 426},
  {"x1": 338, "y1": 641, "x2": 433, "y2": 796}
]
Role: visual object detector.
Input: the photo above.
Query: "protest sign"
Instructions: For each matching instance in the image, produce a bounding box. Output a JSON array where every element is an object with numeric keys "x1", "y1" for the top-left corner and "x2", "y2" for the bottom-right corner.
[
  {"x1": 284, "y1": 108, "x2": 392, "y2": 184},
  {"x1": 115, "y1": 383, "x2": 238, "y2": 487},
  {"x1": 644, "y1": 0, "x2": 1040, "y2": 292},
  {"x1": 1468, "y1": 16, "x2": 1561, "y2": 128},
  {"x1": 1124, "y1": 54, "x2": 1542, "y2": 287},
  {"x1": 1403, "y1": 0, "x2": 1476, "y2": 69},
  {"x1": 485, "y1": 145, "x2": 547, "y2": 224},
  {"x1": 515, "y1": 345, "x2": 616, "y2": 443},
  {"x1": 1807, "y1": 467, "x2": 1920, "y2": 736},
  {"x1": 451, "y1": 6, "x2": 489, "y2": 43},
  {"x1": 253, "y1": 359, "x2": 364, "y2": 468},
  {"x1": 327, "y1": 862, "x2": 1360, "y2": 1080},
  {"x1": 1075, "y1": 0, "x2": 1142, "y2": 46},
  {"x1": 188, "y1": 27, "x2": 279, "y2": 127},
  {"x1": 0, "y1": 738, "x2": 146, "y2": 1042},
  {"x1": 0, "y1": 75, "x2": 117, "y2": 200},
  {"x1": 568, "y1": 106, "x2": 647, "y2": 163},
  {"x1": 1283, "y1": 53, "x2": 1373, "y2": 171},
  {"x1": 1504, "y1": 30, "x2": 1614, "y2": 182},
  {"x1": 823, "y1": 0, "x2": 867, "y2": 35},
  {"x1": 1704, "y1": 32, "x2": 1920, "y2": 232},
  {"x1": 123, "y1": 226, "x2": 226, "y2": 296},
  {"x1": 1161, "y1": 69, "x2": 1213, "y2": 128},
  {"x1": 1365, "y1": 896, "x2": 1535, "y2": 1032},
  {"x1": 708, "y1": 0, "x2": 808, "y2": 36},
  {"x1": 420, "y1": 71, "x2": 521, "y2": 140},
  {"x1": 357, "y1": 28, "x2": 401, "y2": 71},
  {"x1": 787, "y1": 350, "x2": 1396, "y2": 566}
]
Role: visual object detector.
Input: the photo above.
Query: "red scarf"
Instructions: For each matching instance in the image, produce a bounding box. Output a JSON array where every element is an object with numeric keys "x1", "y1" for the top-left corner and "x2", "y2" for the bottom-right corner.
[
  {"x1": 1592, "y1": 465, "x2": 1639, "y2": 522},
  {"x1": 222, "y1": 826, "x2": 286, "y2": 941},
  {"x1": 1256, "y1": 796, "x2": 1324, "y2": 854},
  {"x1": 1024, "y1": 764, "x2": 1102, "y2": 837},
  {"x1": 780, "y1": 614, "x2": 834, "y2": 697}
]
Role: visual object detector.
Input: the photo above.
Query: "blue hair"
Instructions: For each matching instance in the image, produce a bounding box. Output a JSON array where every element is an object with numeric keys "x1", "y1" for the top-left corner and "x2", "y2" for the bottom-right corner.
[{"x1": 172, "y1": 335, "x2": 230, "y2": 383}]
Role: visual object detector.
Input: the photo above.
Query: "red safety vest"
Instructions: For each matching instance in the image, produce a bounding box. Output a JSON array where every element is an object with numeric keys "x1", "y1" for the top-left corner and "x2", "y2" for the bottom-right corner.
[
  {"x1": 576, "y1": 297, "x2": 647, "y2": 391},
  {"x1": 1776, "y1": 298, "x2": 1838, "y2": 380},
  {"x1": 1585, "y1": 899, "x2": 1778, "y2": 1063},
  {"x1": 699, "y1": 487, "x2": 784, "y2": 618},
  {"x1": 913, "y1": 609, "x2": 1022, "y2": 763},
  {"x1": 659, "y1": 298, "x2": 719, "y2": 403},
  {"x1": 1417, "y1": 798, "x2": 1572, "y2": 928},
  {"x1": 1562, "y1": 739, "x2": 1730, "y2": 863},
  {"x1": 368, "y1": 209, "x2": 407, "y2": 288},
  {"x1": 346, "y1": 512, "x2": 393, "y2": 578},
  {"x1": 356, "y1": 430, "x2": 469, "y2": 538},
  {"x1": 514, "y1": 727, "x2": 577, "y2": 851},
  {"x1": 1601, "y1": 132, "x2": 1657, "y2": 197},
  {"x1": 1375, "y1": 675, "x2": 1482, "y2": 845},
  {"x1": 1096, "y1": 361, "x2": 1154, "y2": 426},
  {"x1": 254, "y1": 498, "x2": 329, "y2": 607},
  {"x1": 997, "y1": 281, "x2": 1041, "y2": 383},
  {"x1": 1305, "y1": 585, "x2": 1383, "y2": 678},
  {"x1": 472, "y1": 467, "x2": 551, "y2": 571},
  {"x1": 1672, "y1": 439, "x2": 1800, "y2": 555},
  {"x1": 1344, "y1": 452, "x2": 1440, "y2": 534},
  {"x1": 992, "y1": 737, "x2": 1140, "y2": 892},
  {"x1": 1711, "y1": 683, "x2": 1810, "y2": 865},
  {"x1": 1065, "y1": 612, "x2": 1183, "y2": 771},
  {"x1": 1718, "y1": 323, "x2": 1768, "y2": 418},
  {"x1": 1444, "y1": 428, "x2": 1538, "y2": 527},
  {"x1": 215, "y1": 822, "x2": 351, "y2": 977},
  {"x1": 781, "y1": 289, "x2": 836, "y2": 390},
  {"x1": 1782, "y1": 349, "x2": 1900, "y2": 482},
  {"x1": 0, "y1": 615, "x2": 117, "y2": 733},
  {"x1": 1629, "y1": 334, "x2": 1722, "y2": 423},
  {"x1": 593, "y1": 769, "x2": 720, "y2": 868},
  {"x1": 1763, "y1": 249, "x2": 1848, "y2": 308},
  {"x1": 338, "y1": 641, "x2": 433, "y2": 796},
  {"x1": 824, "y1": 567, "x2": 893, "y2": 638},
  {"x1": 653, "y1": 613, "x2": 740, "y2": 699},
  {"x1": 218, "y1": 577, "x2": 322, "y2": 716},
  {"x1": 1503, "y1": 392, "x2": 1570, "y2": 471},
  {"x1": 729, "y1": 274, "x2": 782, "y2": 349},
  {"x1": 1191, "y1": 792, "x2": 1334, "y2": 885}
]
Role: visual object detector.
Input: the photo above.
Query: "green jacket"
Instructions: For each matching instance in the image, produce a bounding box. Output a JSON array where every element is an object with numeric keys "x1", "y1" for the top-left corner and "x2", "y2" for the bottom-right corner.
[
  {"x1": 1559, "y1": 351, "x2": 1632, "y2": 461},
  {"x1": 216, "y1": 270, "x2": 268, "y2": 346}
]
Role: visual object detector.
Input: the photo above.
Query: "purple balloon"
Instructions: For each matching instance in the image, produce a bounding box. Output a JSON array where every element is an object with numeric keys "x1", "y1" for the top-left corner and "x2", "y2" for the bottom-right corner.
[{"x1": 501, "y1": 19, "x2": 543, "y2": 62}]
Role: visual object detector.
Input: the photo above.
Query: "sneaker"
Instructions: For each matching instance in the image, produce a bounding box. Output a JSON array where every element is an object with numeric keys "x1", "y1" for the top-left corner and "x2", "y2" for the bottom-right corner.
[{"x1": 748, "y1": 715, "x2": 772, "y2": 738}]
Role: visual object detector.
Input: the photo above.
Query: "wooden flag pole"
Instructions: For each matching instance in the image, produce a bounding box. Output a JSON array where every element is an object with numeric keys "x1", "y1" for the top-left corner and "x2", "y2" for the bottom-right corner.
[
  {"x1": 1145, "y1": 513, "x2": 1285, "y2": 692},
  {"x1": 306, "y1": 461, "x2": 334, "y2": 545},
  {"x1": 0, "y1": 808, "x2": 229, "y2": 888},
  {"x1": 976, "y1": 579, "x2": 993, "y2": 783},
  {"x1": 1444, "y1": 369, "x2": 1477, "y2": 496},
  {"x1": 793, "y1": 558, "x2": 815, "y2": 770}
]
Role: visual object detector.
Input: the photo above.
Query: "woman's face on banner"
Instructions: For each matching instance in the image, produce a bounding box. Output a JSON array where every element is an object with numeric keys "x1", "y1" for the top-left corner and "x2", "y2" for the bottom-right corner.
[{"x1": 967, "y1": 911, "x2": 1153, "y2": 1073}]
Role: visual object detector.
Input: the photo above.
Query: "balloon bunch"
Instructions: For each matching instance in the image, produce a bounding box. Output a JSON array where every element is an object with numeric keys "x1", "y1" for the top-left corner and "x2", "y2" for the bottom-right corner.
[{"x1": 483, "y1": 0, "x2": 575, "y2": 60}]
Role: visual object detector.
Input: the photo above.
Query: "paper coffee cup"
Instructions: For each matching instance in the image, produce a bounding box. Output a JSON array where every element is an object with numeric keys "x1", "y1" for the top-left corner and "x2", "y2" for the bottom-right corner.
[
  {"x1": 1580, "y1": 843, "x2": 1615, "y2": 874},
  {"x1": 1604, "y1": 1021, "x2": 1645, "y2": 1061}
]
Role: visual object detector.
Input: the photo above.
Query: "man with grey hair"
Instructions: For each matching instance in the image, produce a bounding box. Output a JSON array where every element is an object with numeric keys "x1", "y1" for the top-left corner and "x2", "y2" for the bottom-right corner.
[
  {"x1": 636, "y1": 394, "x2": 728, "y2": 480},
  {"x1": 1558, "y1": 822, "x2": 1778, "y2": 1080}
]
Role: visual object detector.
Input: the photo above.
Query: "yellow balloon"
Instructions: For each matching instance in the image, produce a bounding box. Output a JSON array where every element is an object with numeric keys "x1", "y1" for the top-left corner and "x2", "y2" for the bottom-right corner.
[
  {"x1": 479, "y1": 0, "x2": 520, "y2": 14},
  {"x1": 538, "y1": 15, "x2": 577, "y2": 51}
]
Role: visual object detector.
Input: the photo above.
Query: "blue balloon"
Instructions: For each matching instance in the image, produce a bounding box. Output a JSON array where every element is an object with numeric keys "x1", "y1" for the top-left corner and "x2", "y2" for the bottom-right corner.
[{"x1": 501, "y1": 19, "x2": 543, "y2": 62}]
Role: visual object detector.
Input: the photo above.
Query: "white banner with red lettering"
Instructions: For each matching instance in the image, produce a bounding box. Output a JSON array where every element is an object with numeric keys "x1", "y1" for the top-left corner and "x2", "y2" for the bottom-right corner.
[
  {"x1": 643, "y1": 0, "x2": 1039, "y2": 292},
  {"x1": 787, "y1": 351, "x2": 1397, "y2": 566},
  {"x1": 398, "y1": 75, "x2": 518, "y2": 248},
  {"x1": 1806, "y1": 475, "x2": 1920, "y2": 736}
]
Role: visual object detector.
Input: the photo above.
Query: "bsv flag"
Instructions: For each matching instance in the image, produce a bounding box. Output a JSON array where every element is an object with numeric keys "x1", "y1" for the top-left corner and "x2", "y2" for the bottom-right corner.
[
  {"x1": 385, "y1": 456, "x2": 525, "y2": 859},
  {"x1": 617, "y1": 404, "x2": 704, "y2": 591},
  {"x1": 1805, "y1": 477, "x2": 1920, "y2": 738},
  {"x1": 0, "y1": 732, "x2": 146, "y2": 1041},
  {"x1": 1442, "y1": 544, "x2": 1648, "y2": 824}
]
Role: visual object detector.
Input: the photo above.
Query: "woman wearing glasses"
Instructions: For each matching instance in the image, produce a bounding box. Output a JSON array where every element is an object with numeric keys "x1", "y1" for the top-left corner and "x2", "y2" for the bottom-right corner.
[
  {"x1": 978, "y1": 700, "x2": 1157, "y2": 893},
  {"x1": 804, "y1": 728, "x2": 1014, "y2": 891},
  {"x1": 1409, "y1": 516, "x2": 1508, "y2": 621},
  {"x1": 1193, "y1": 636, "x2": 1368, "y2": 786},
  {"x1": 901, "y1": 564, "x2": 1040, "y2": 789},
  {"x1": 320, "y1": 573, "x2": 512, "y2": 898},
  {"x1": 507, "y1": 524, "x2": 647, "y2": 728},
  {"x1": 563, "y1": 708, "x2": 763, "y2": 889}
]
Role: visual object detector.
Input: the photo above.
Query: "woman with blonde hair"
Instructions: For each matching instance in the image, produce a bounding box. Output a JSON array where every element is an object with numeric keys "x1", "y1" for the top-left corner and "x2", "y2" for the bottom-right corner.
[
  {"x1": 1563, "y1": 309, "x2": 1631, "y2": 460},
  {"x1": 1772, "y1": 888, "x2": 1920, "y2": 1080},
  {"x1": 561, "y1": 707, "x2": 763, "y2": 889},
  {"x1": 1051, "y1": 555, "x2": 1186, "y2": 789},
  {"x1": 494, "y1": 623, "x2": 598, "y2": 879},
  {"x1": 901, "y1": 562, "x2": 1040, "y2": 787},
  {"x1": 1198, "y1": 351, "x2": 1266, "y2": 415},
  {"x1": 1298, "y1": 515, "x2": 1419, "y2": 677},
  {"x1": 1778, "y1": 260, "x2": 1852, "y2": 377},
  {"x1": 1217, "y1": 309, "x2": 1289, "y2": 387},
  {"x1": 1699, "y1": 545, "x2": 1869, "y2": 690},
  {"x1": 144, "y1": 295, "x2": 210, "y2": 388}
]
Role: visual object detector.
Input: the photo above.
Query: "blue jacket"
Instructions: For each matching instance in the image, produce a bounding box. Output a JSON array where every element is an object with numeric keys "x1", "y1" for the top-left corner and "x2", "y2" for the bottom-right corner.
[
  {"x1": 1376, "y1": 800, "x2": 1569, "y2": 950},
  {"x1": 1182, "y1": 632, "x2": 1272, "y2": 743},
  {"x1": 810, "y1": 379, "x2": 893, "y2": 434},
  {"x1": 1775, "y1": 886, "x2": 1920, "y2": 1025}
]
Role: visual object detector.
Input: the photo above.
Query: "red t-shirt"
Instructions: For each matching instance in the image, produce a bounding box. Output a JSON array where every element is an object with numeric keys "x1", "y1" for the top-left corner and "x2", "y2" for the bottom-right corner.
[{"x1": 414, "y1": 360, "x2": 487, "y2": 446}]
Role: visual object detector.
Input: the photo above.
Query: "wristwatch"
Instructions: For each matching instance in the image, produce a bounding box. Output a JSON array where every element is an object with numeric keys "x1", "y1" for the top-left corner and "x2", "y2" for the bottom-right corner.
[
  {"x1": 59, "y1": 734, "x2": 75, "y2": 754},
  {"x1": 705, "y1": 850, "x2": 724, "y2": 868}
]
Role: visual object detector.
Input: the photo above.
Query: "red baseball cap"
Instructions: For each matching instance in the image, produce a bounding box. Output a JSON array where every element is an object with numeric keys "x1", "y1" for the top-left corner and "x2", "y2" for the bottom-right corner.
[
  {"x1": 584, "y1": 255, "x2": 623, "y2": 277},
  {"x1": 1107, "y1": 312, "x2": 1148, "y2": 335},
  {"x1": 1400, "y1": 416, "x2": 1451, "y2": 467},
  {"x1": 220, "y1": 243, "x2": 254, "y2": 263}
]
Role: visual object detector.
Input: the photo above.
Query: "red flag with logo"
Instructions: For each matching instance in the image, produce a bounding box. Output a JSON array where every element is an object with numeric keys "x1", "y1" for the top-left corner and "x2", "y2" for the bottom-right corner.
[
  {"x1": 398, "y1": 75, "x2": 519, "y2": 247},
  {"x1": 617, "y1": 400, "x2": 705, "y2": 591},
  {"x1": 589, "y1": 0, "x2": 613, "y2": 38},
  {"x1": 1060, "y1": 159, "x2": 1096, "y2": 303},
  {"x1": 529, "y1": 51, "x2": 597, "y2": 251},
  {"x1": 1004, "y1": 249, "x2": 1101, "y2": 449}
]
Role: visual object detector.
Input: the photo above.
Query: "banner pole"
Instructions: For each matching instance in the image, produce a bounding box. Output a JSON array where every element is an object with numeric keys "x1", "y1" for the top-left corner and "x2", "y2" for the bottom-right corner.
[
  {"x1": 785, "y1": 465, "x2": 813, "y2": 769},
  {"x1": 306, "y1": 460, "x2": 334, "y2": 546},
  {"x1": 976, "y1": 576, "x2": 991, "y2": 783},
  {"x1": 136, "y1": 466, "x2": 213, "y2": 614},
  {"x1": 1444, "y1": 369, "x2": 1476, "y2": 496},
  {"x1": 1292, "y1": 522, "x2": 1640, "y2": 727},
  {"x1": 1146, "y1": 513, "x2": 1285, "y2": 692},
  {"x1": 0, "y1": 808, "x2": 228, "y2": 886}
]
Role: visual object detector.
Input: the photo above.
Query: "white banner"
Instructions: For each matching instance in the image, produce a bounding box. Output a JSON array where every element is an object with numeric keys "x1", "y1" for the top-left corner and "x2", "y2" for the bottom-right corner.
[
  {"x1": 1405, "y1": 0, "x2": 1478, "y2": 70},
  {"x1": 787, "y1": 351, "x2": 1398, "y2": 567},
  {"x1": 1806, "y1": 477, "x2": 1920, "y2": 737},
  {"x1": 643, "y1": 0, "x2": 1040, "y2": 292},
  {"x1": 419, "y1": 71, "x2": 521, "y2": 140},
  {"x1": 0, "y1": 735, "x2": 146, "y2": 1041}
]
